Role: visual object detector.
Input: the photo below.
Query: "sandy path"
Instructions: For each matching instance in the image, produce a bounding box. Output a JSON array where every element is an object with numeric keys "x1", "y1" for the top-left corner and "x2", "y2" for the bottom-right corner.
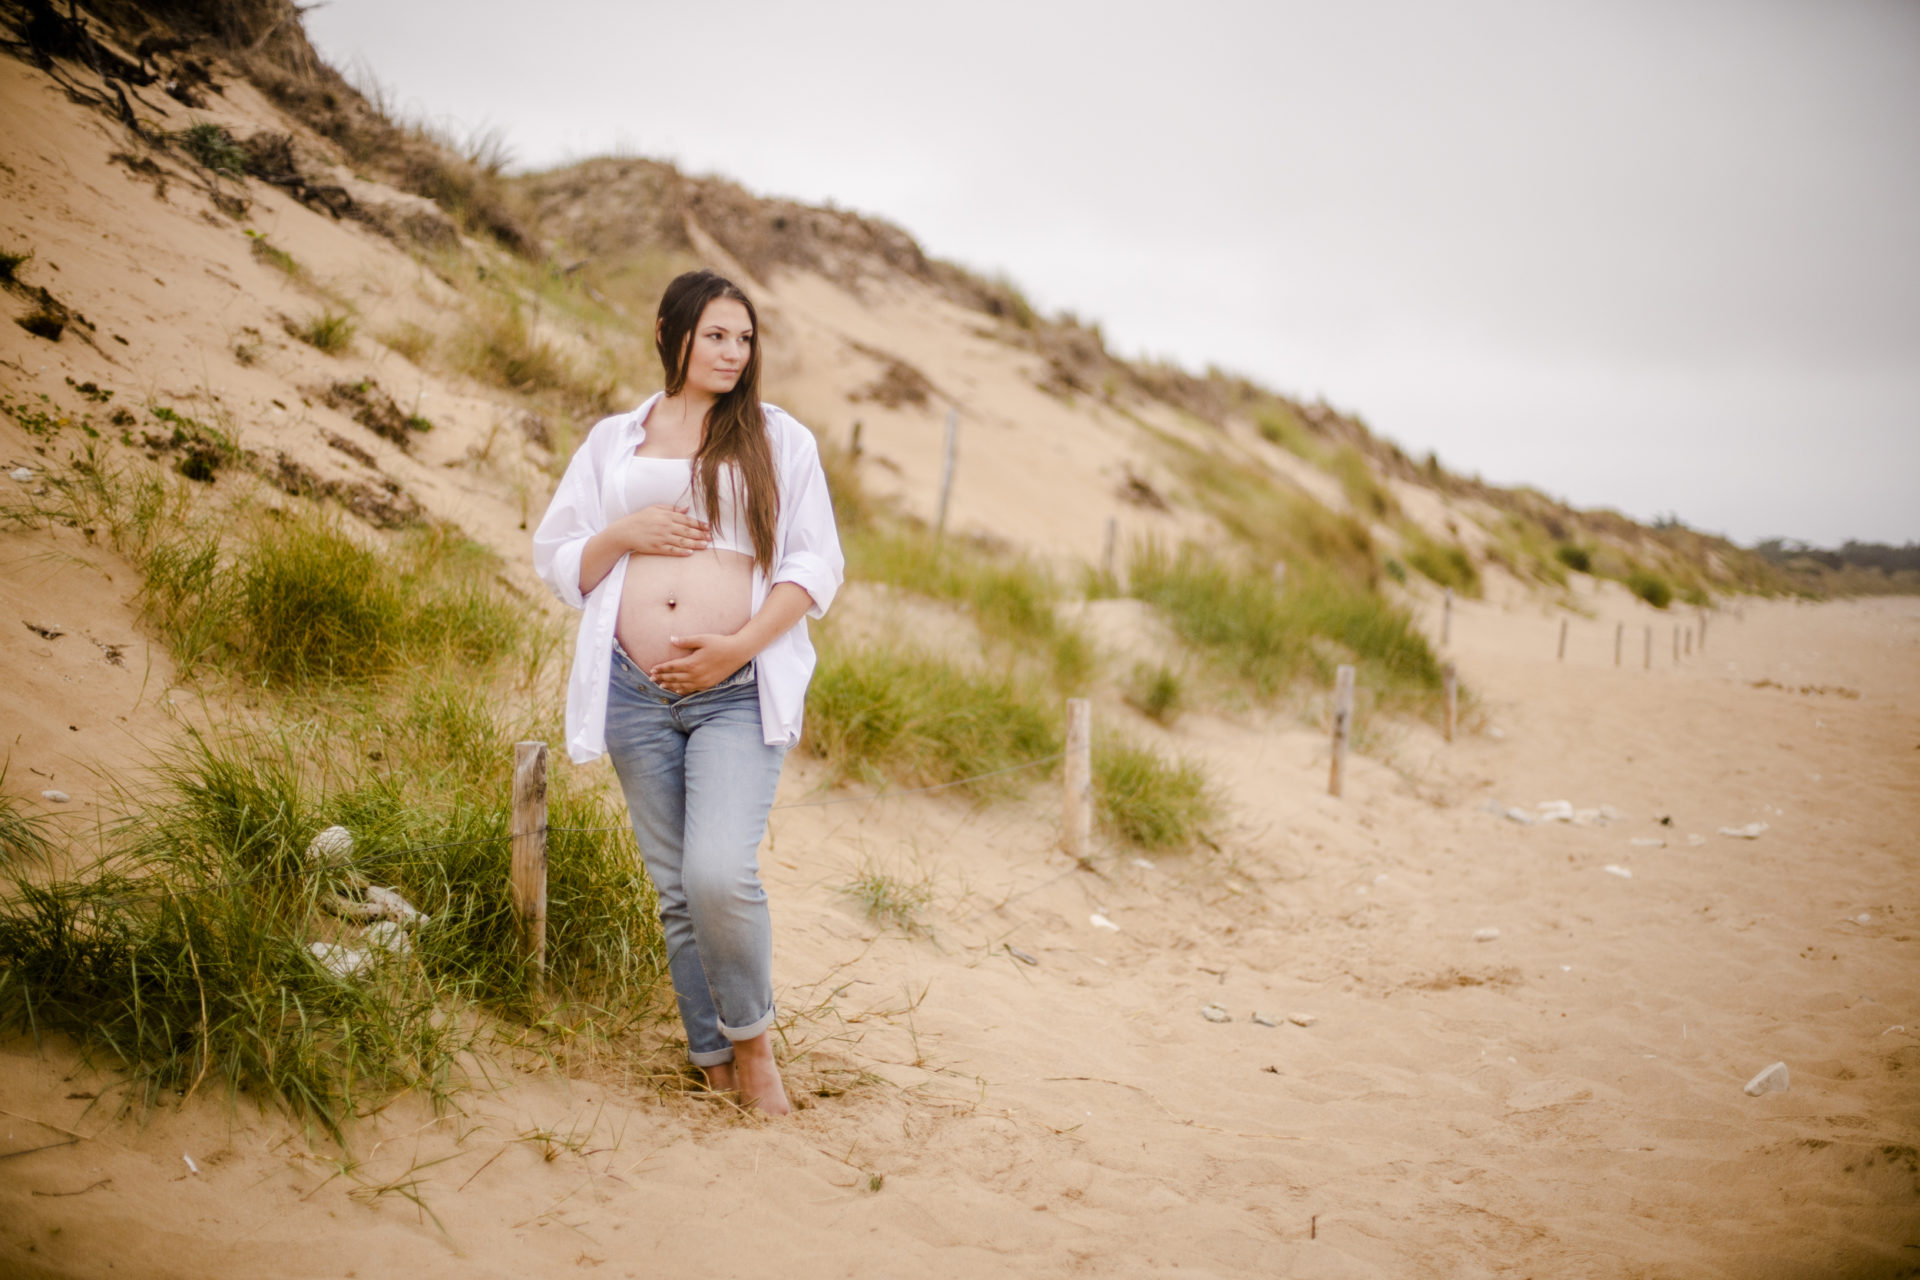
[{"x1": 3, "y1": 591, "x2": 1916, "y2": 1278}]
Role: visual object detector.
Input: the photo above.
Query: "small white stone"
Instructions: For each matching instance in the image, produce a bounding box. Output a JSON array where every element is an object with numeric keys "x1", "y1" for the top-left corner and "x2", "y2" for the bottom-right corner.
[
  {"x1": 1742, "y1": 1062, "x2": 1790, "y2": 1096},
  {"x1": 1629, "y1": 837, "x2": 1666, "y2": 848},
  {"x1": 1473, "y1": 927, "x2": 1500, "y2": 942},
  {"x1": 1089, "y1": 912, "x2": 1119, "y2": 931},
  {"x1": 1560, "y1": 965, "x2": 1572, "y2": 972},
  {"x1": 1488, "y1": 727, "x2": 1506, "y2": 740},
  {"x1": 1250, "y1": 1012, "x2": 1279, "y2": 1027},
  {"x1": 305, "y1": 824, "x2": 355, "y2": 867},
  {"x1": 1288, "y1": 1013, "x2": 1318, "y2": 1028},
  {"x1": 1504, "y1": 807, "x2": 1536, "y2": 826},
  {"x1": 1686, "y1": 834, "x2": 1707, "y2": 847},
  {"x1": 1131, "y1": 857, "x2": 1154, "y2": 870},
  {"x1": 1717, "y1": 822, "x2": 1769, "y2": 839},
  {"x1": 1603, "y1": 865, "x2": 1633, "y2": 879},
  {"x1": 10, "y1": 467, "x2": 34, "y2": 483},
  {"x1": 1538, "y1": 800, "x2": 1575, "y2": 823},
  {"x1": 1200, "y1": 1004, "x2": 1231, "y2": 1023},
  {"x1": 1856, "y1": 913, "x2": 1872, "y2": 925},
  {"x1": 40, "y1": 789, "x2": 69, "y2": 804}
]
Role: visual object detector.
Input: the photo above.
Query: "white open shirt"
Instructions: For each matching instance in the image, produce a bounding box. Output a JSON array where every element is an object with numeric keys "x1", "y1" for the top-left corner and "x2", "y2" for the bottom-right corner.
[{"x1": 532, "y1": 395, "x2": 844, "y2": 762}]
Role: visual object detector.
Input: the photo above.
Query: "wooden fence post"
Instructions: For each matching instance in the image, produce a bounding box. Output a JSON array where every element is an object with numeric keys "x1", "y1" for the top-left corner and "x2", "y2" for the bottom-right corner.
[
  {"x1": 1614, "y1": 621, "x2": 1623, "y2": 667},
  {"x1": 934, "y1": 408, "x2": 959, "y2": 539},
  {"x1": 1063, "y1": 698, "x2": 1092, "y2": 861},
  {"x1": 1102, "y1": 515, "x2": 1117, "y2": 582},
  {"x1": 1557, "y1": 617, "x2": 1568, "y2": 662},
  {"x1": 1442, "y1": 588, "x2": 1452, "y2": 646},
  {"x1": 849, "y1": 419, "x2": 863, "y2": 459},
  {"x1": 1700, "y1": 611, "x2": 1708, "y2": 651},
  {"x1": 511, "y1": 741, "x2": 549, "y2": 986},
  {"x1": 1443, "y1": 661, "x2": 1457, "y2": 744},
  {"x1": 1685, "y1": 626, "x2": 1693, "y2": 656},
  {"x1": 1329, "y1": 665, "x2": 1355, "y2": 797}
]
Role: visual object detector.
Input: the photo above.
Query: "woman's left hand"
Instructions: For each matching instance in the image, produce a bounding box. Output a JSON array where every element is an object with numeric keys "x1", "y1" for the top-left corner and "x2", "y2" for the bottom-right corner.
[{"x1": 649, "y1": 633, "x2": 752, "y2": 694}]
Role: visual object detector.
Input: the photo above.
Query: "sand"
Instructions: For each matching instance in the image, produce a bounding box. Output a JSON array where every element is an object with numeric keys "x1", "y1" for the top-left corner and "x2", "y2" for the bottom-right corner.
[
  {"x1": 2, "y1": 589, "x2": 1915, "y2": 1278},
  {"x1": 3, "y1": 40, "x2": 1918, "y2": 1280}
]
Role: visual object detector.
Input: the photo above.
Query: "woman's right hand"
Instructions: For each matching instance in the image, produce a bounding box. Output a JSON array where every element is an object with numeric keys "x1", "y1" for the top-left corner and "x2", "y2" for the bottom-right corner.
[{"x1": 614, "y1": 504, "x2": 710, "y2": 556}]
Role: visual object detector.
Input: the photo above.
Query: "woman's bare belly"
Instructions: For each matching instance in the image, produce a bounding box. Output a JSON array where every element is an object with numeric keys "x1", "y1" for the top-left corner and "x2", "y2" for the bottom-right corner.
[{"x1": 616, "y1": 549, "x2": 756, "y2": 673}]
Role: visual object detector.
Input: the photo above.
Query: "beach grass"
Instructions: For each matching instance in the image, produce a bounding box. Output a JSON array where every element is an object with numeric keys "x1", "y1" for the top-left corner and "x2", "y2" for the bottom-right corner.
[
  {"x1": 803, "y1": 640, "x2": 1059, "y2": 794},
  {"x1": 1094, "y1": 736, "x2": 1216, "y2": 852}
]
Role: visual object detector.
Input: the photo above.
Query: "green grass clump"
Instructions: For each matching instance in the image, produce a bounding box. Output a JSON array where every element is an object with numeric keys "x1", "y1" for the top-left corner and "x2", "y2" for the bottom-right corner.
[
  {"x1": 176, "y1": 122, "x2": 249, "y2": 177},
  {"x1": 292, "y1": 310, "x2": 356, "y2": 355},
  {"x1": 1555, "y1": 544, "x2": 1593, "y2": 574},
  {"x1": 1160, "y1": 438, "x2": 1375, "y2": 583},
  {"x1": 1332, "y1": 445, "x2": 1396, "y2": 522},
  {"x1": 1402, "y1": 528, "x2": 1482, "y2": 597},
  {"x1": 1627, "y1": 568, "x2": 1673, "y2": 609},
  {"x1": 837, "y1": 858, "x2": 934, "y2": 932},
  {"x1": 1123, "y1": 662, "x2": 1185, "y2": 725},
  {"x1": 381, "y1": 321, "x2": 435, "y2": 364},
  {"x1": 804, "y1": 642, "x2": 1058, "y2": 792},
  {"x1": 246, "y1": 231, "x2": 302, "y2": 279},
  {"x1": 847, "y1": 524, "x2": 1092, "y2": 688},
  {"x1": 0, "y1": 786, "x2": 54, "y2": 869},
  {"x1": 0, "y1": 703, "x2": 661, "y2": 1138},
  {"x1": 1094, "y1": 738, "x2": 1216, "y2": 852},
  {"x1": 1128, "y1": 541, "x2": 1444, "y2": 704},
  {"x1": 454, "y1": 300, "x2": 609, "y2": 409},
  {"x1": 1254, "y1": 404, "x2": 1322, "y2": 461}
]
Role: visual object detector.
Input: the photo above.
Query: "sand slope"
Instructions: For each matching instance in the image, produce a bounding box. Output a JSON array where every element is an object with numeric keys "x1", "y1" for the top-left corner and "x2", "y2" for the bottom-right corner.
[{"x1": 2, "y1": 39, "x2": 1918, "y2": 1280}]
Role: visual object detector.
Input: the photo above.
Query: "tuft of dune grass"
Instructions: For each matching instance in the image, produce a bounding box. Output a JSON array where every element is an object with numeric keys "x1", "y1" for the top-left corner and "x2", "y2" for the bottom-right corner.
[
  {"x1": 804, "y1": 641, "x2": 1058, "y2": 793},
  {"x1": 1127, "y1": 539, "x2": 1443, "y2": 707},
  {"x1": 1094, "y1": 737, "x2": 1216, "y2": 852}
]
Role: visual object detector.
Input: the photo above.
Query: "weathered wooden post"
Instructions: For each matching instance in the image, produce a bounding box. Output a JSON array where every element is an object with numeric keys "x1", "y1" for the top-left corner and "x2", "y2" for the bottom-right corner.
[
  {"x1": 1329, "y1": 665, "x2": 1355, "y2": 797},
  {"x1": 849, "y1": 419, "x2": 863, "y2": 459},
  {"x1": 511, "y1": 741, "x2": 549, "y2": 986},
  {"x1": 1443, "y1": 661, "x2": 1457, "y2": 744},
  {"x1": 934, "y1": 408, "x2": 958, "y2": 540},
  {"x1": 1557, "y1": 617, "x2": 1568, "y2": 662},
  {"x1": 1102, "y1": 515, "x2": 1117, "y2": 582},
  {"x1": 1614, "y1": 621, "x2": 1624, "y2": 667},
  {"x1": 1063, "y1": 698, "x2": 1092, "y2": 861},
  {"x1": 1644, "y1": 624, "x2": 1652, "y2": 670},
  {"x1": 1685, "y1": 626, "x2": 1693, "y2": 656},
  {"x1": 1442, "y1": 588, "x2": 1453, "y2": 646},
  {"x1": 1700, "y1": 611, "x2": 1708, "y2": 651}
]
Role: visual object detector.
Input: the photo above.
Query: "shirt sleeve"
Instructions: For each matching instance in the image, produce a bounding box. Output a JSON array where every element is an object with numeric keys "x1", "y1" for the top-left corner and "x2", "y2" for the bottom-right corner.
[
  {"x1": 532, "y1": 419, "x2": 613, "y2": 611},
  {"x1": 768, "y1": 410, "x2": 844, "y2": 619}
]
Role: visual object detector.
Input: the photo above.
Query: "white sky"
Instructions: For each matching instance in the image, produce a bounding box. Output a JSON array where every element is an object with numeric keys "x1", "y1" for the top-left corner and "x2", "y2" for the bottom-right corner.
[{"x1": 305, "y1": 0, "x2": 1920, "y2": 547}]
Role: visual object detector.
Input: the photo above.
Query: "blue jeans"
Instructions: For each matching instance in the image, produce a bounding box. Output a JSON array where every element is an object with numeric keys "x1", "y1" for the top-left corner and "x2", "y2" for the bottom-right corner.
[{"x1": 605, "y1": 642, "x2": 787, "y2": 1067}]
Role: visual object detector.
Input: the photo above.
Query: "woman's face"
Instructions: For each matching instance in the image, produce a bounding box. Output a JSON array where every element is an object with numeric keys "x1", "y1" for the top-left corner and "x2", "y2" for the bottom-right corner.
[{"x1": 682, "y1": 298, "x2": 753, "y2": 398}]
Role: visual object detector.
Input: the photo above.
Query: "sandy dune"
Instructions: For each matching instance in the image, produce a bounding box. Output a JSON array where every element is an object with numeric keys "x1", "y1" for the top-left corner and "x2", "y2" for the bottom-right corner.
[
  {"x1": 2, "y1": 33, "x2": 1917, "y2": 1280},
  {"x1": 3, "y1": 590, "x2": 1915, "y2": 1278}
]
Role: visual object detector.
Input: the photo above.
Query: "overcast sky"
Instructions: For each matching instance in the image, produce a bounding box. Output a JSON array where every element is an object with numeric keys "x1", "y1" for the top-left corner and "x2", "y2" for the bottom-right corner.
[{"x1": 305, "y1": 0, "x2": 1920, "y2": 547}]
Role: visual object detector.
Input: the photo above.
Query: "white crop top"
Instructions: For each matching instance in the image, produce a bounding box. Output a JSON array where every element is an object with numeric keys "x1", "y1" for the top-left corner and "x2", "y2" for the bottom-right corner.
[{"x1": 618, "y1": 454, "x2": 755, "y2": 556}]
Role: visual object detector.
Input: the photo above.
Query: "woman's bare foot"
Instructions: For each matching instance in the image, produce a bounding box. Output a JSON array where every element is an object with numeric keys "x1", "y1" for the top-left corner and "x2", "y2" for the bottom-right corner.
[
  {"x1": 731, "y1": 1033, "x2": 790, "y2": 1116},
  {"x1": 699, "y1": 1061, "x2": 738, "y2": 1095}
]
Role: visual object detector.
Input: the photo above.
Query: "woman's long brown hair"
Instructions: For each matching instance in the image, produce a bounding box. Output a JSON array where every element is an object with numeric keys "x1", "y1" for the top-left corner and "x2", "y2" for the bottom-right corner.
[{"x1": 655, "y1": 269, "x2": 779, "y2": 573}]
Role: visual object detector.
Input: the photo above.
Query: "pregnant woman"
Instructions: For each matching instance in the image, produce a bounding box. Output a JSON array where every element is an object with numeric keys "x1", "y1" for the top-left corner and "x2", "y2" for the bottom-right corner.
[{"x1": 533, "y1": 269, "x2": 843, "y2": 1114}]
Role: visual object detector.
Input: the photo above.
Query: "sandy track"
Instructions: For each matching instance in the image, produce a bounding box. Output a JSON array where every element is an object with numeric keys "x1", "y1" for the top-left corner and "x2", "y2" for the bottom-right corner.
[{"x1": 3, "y1": 591, "x2": 1916, "y2": 1278}]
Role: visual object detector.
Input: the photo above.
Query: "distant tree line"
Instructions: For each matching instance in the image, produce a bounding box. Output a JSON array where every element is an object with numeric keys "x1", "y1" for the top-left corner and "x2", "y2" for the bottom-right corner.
[{"x1": 1753, "y1": 539, "x2": 1920, "y2": 575}]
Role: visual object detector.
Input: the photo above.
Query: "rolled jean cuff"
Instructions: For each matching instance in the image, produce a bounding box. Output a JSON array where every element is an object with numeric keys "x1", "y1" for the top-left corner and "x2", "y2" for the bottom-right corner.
[
  {"x1": 720, "y1": 1005, "x2": 776, "y2": 1043},
  {"x1": 688, "y1": 1044, "x2": 736, "y2": 1069}
]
